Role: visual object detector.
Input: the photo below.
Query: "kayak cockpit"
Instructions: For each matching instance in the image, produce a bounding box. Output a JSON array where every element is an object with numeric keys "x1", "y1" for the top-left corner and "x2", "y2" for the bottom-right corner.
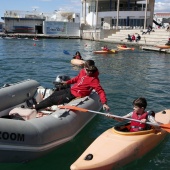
[{"x1": 113, "y1": 123, "x2": 156, "y2": 135}]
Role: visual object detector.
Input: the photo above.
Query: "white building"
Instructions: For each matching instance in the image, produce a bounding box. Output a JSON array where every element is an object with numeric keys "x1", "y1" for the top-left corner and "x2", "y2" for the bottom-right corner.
[
  {"x1": 1, "y1": 10, "x2": 80, "y2": 36},
  {"x1": 81, "y1": 0, "x2": 155, "y2": 29},
  {"x1": 153, "y1": 13, "x2": 170, "y2": 28}
]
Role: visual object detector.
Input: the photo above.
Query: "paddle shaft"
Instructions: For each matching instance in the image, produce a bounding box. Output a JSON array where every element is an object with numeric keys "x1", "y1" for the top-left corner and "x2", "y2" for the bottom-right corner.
[
  {"x1": 58, "y1": 105, "x2": 170, "y2": 132},
  {"x1": 86, "y1": 109, "x2": 159, "y2": 127},
  {"x1": 58, "y1": 105, "x2": 159, "y2": 127}
]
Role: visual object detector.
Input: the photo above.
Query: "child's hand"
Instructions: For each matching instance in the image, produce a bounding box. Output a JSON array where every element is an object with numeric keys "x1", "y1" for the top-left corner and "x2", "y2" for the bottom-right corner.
[{"x1": 106, "y1": 113, "x2": 114, "y2": 118}]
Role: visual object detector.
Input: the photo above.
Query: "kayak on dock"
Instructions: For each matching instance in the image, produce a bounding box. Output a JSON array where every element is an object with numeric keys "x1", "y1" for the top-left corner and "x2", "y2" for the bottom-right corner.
[
  {"x1": 93, "y1": 49, "x2": 118, "y2": 54},
  {"x1": 71, "y1": 59, "x2": 85, "y2": 67},
  {"x1": 70, "y1": 109, "x2": 170, "y2": 170}
]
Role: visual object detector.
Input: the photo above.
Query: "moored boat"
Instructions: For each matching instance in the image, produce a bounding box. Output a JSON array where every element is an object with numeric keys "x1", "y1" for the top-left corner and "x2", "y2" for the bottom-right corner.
[
  {"x1": 0, "y1": 78, "x2": 102, "y2": 163},
  {"x1": 70, "y1": 110, "x2": 170, "y2": 170},
  {"x1": 71, "y1": 59, "x2": 85, "y2": 67},
  {"x1": 155, "y1": 45, "x2": 170, "y2": 49},
  {"x1": 93, "y1": 49, "x2": 118, "y2": 54}
]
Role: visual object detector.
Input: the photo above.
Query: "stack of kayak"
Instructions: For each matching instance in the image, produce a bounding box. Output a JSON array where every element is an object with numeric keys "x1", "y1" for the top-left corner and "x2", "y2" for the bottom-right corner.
[{"x1": 70, "y1": 109, "x2": 170, "y2": 170}]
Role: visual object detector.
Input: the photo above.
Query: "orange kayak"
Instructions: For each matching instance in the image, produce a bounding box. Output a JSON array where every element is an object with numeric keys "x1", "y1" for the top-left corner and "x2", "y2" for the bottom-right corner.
[
  {"x1": 117, "y1": 45, "x2": 135, "y2": 50},
  {"x1": 71, "y1": 110, "x2": 170, "y2": 170},
  {"x1": 71, "y1": 59, "x2": 85, "y2": 67},
  {"x1": 155, "y1": 45, "x2": 170, "y2": 49},
  {"x1": 93, "y1": 49, "x2": 118, "y2": 54}
]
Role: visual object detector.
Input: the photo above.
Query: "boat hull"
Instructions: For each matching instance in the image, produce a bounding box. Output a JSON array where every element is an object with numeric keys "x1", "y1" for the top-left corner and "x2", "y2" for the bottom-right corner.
[
  {"x1": 155, "y1": 45, "x2": 170, "y2": 49},
  {"x1": 71, "y1": 110, "x2": 170, "y2": 170},
  {"x1": 0, "y1": 79, "x2": 102, "y2": 162},
  {"x1": 71, "y1": 59, "x2": 85, "y2": 67}
]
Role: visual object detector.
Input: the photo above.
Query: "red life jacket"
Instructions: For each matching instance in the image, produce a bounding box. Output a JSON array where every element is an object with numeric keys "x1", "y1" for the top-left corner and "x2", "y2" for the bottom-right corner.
[
  {"x1": 102, "y1": 47, "x2": 109, "y2": 51},
  {"x1": 130, "y1": 111, "x2": 148, "y2": 132},
  {"x1": 74, "y1": 55, "x2": 81, "y2": 59}
]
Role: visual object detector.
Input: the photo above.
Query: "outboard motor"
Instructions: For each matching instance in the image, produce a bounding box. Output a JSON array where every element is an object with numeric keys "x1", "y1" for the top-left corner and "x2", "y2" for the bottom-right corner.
[{"x1": 53, "y1": 75, "x2": 71, "y2": 91}]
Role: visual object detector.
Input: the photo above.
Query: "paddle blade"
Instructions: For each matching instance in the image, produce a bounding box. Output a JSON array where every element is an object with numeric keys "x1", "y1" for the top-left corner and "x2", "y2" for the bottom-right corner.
[
  {"x1": 160, "y1": 124, "x2": 170, "y2": 132},
  {"x1": 58, "y1": 105, "x2": 88, "y2": 112},
  {"x1": 162, "y1": 128, "x2": 170, "y2": 133},
  {"x1": 63, "y1": 50, "x2": 70, "y2": 55},
  {"x1": 110, "y1": 49, "x2": 116, "y2": 53}
]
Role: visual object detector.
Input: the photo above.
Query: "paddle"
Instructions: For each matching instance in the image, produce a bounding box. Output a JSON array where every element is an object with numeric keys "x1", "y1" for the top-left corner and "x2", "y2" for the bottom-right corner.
[
  {"x1": 110, "y1": 49, "x2": 117, "y2": 53},
  {"x1": 63, "y1": 50, "x2": 71, "y2": 55},
  {"x1": 58, "y1": 105, "x2": 170, "y2": 132}
]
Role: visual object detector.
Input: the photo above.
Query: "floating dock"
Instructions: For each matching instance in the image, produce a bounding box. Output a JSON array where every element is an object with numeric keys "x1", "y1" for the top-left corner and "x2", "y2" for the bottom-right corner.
[{"x1": 140, "y1": 46, "x2": 170, "y2": 53}]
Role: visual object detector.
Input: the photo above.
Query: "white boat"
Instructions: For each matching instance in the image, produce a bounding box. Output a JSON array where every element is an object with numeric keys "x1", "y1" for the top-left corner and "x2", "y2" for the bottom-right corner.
[{"x1": 0, "y1": 78, "x2": 102, "y2": 163}]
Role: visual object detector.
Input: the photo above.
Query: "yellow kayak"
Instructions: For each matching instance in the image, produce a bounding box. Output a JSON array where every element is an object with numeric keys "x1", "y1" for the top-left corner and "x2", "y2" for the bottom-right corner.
[
  {"x1": 93, "y1": 49, "x2": 118, "y2": 54},
  {"x1": 71, "y1": 109, "x2": 170, "y2": 170}
]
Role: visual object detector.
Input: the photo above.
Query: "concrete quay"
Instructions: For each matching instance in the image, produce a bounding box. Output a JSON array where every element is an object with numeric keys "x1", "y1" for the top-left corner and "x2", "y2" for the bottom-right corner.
[
  {"x1": 0, "y1": 32, "x2": 80, "y2": 39},
  {"x1": 1, "y1": 29, "x2": 170, "y2": 53},
  {"x1": 100, "y1": 29, "x2": 170, "y2": 53}
]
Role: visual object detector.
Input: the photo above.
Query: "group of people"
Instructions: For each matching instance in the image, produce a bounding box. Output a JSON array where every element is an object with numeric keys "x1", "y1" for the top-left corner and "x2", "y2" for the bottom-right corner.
[
  {"x1": 126, "y1": 34, "x2": 141, "y2": 42},
  {"x1": 32, "y1": 57, "x2": 160, "y2": 133}
]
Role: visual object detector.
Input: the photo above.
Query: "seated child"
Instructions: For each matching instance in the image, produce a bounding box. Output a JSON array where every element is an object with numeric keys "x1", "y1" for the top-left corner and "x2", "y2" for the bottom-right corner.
[
  {"x1": 107, "y1": 97, "x2": 159, "y2": 132},
  {"x1": 102, "y1": 45, "x2": 110, "y2": 51}
]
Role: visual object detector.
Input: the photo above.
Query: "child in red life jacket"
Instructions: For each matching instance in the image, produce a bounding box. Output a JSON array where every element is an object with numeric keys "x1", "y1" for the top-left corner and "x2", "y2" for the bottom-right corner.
[
  {"x1": 102, "y1": 45, "x2": 110, "y2": 51},
  {"x1": 73, "y1": 51, "x2": 83, "y2": 60},
  {"x1": 107, "y1": 97, "x2": 159, "y2": 132}
]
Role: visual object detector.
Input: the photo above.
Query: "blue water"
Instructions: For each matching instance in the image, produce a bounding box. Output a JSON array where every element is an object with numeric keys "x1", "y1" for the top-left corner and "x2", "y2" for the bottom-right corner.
[{"x1": 0, "y1": 38, "x2": 170, "y2": 170}]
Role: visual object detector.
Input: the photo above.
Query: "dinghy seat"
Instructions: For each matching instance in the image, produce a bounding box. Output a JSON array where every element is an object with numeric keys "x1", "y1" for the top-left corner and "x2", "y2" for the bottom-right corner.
[
  {"x1": 9, "y1": 108, "x2": 37, "y2": 120},
  {"x1": 33, "y1": 88, "x2": 54, "y2": 104}
]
